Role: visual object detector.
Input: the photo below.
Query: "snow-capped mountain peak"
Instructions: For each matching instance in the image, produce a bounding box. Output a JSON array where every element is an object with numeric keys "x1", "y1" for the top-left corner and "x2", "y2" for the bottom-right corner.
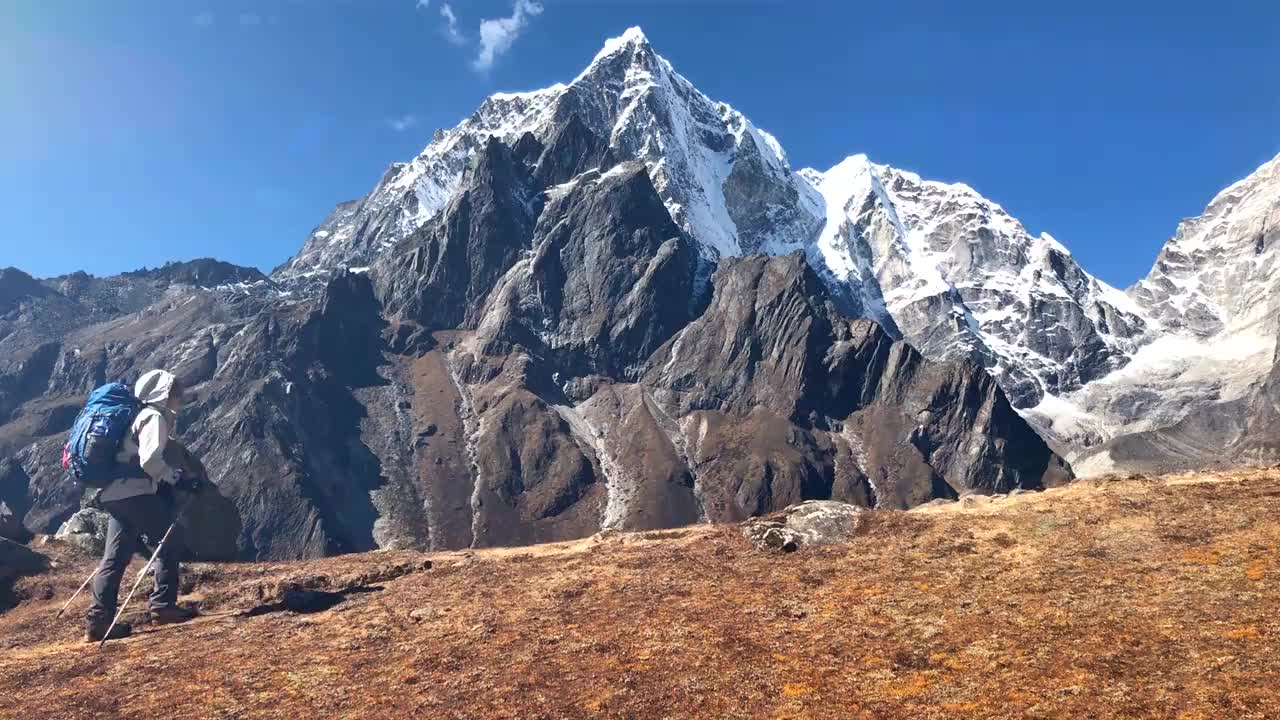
[
  {"x1": 582, "y1": 25, "x2": 652, "y2": 71},
  {"x1": 276, "y1": 27, "x2": 821, "y2": 280}
]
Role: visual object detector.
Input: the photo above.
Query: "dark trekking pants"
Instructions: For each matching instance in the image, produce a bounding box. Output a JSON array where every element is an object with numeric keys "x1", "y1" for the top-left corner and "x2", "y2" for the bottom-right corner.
[{"x1": 85, "y1": 492, "x2": 182, "y2": 630}]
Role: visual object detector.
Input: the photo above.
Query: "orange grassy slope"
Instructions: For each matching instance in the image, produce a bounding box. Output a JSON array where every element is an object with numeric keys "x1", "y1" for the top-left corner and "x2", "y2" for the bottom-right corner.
[{"x1": 3, "y1": 468, "x2": 1279, "y2": 719}]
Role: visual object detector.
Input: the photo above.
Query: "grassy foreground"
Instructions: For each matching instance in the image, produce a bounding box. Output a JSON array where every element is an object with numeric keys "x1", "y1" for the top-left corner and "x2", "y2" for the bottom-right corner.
[{"x1": 3, "y1": 468, "x2": 1279, "y2": 719}]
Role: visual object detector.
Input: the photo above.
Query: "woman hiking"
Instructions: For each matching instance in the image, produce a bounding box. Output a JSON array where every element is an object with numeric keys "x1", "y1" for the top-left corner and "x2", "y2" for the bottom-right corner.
[{"x1": 84, "y1": 369, "x2": 202, "y2": 642}]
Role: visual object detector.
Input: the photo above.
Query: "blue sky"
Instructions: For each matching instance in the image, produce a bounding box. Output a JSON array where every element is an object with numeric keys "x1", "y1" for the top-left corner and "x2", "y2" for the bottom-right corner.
[{"x1": 3, "y1": 1, "x2": 1277, "y2": 288}]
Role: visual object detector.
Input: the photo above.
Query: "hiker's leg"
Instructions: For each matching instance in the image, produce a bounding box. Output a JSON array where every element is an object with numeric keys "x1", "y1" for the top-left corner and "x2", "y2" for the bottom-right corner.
[
  {"x1": 135, "y1": 493, "x2": 183, "y2": 611},
  {"x1": 86, "y1": 505, "x2": 138, "y2": 630}
]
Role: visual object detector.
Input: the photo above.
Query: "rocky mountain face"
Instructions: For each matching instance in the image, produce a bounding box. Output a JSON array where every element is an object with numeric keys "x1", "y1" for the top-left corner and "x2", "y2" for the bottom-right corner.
[
  {"x1": 638, "y1": 253, "x2": 1069, "y2": 510},
  {"x1": 347, "y1": 121, "x2": 1065, "y2": 553},
  {"x1": 0, "y1": 262, "x2": 269, "y2": 431},
  {"x1": 0, "y1": 65, "x2": 1068, "y2": 556}
]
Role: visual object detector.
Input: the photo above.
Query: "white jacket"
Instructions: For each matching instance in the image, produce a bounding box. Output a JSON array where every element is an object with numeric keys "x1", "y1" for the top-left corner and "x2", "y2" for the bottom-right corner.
[{"x1": 97, "y1": 370, "x2": 182, "y2": 503}]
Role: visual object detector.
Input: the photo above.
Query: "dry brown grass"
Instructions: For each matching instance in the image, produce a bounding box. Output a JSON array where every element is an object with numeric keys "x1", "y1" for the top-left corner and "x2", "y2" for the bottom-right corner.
[{"x1": 3, "y1": 468, "x2": 1280, "y2": 719}]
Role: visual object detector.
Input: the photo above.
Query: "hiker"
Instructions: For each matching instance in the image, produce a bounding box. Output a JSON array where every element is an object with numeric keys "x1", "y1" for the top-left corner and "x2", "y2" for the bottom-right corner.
[{"x1": 84, "y1": 370, "x2": 203, "y2": 642}]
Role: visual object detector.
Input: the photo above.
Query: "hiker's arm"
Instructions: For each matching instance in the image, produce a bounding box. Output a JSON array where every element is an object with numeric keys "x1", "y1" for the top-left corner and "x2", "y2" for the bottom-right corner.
[
  {"x1": 137, "y1": 413, "x2": 179, "y2": 484},
  {"x1": 163, "y1": 440, "x2": 207, "y2": 480}
]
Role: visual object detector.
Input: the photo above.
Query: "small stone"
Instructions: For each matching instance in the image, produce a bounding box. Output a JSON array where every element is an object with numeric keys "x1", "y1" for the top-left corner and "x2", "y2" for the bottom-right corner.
[{"x1": 408, "y1": 607, "x2": 439, "y2": 622}]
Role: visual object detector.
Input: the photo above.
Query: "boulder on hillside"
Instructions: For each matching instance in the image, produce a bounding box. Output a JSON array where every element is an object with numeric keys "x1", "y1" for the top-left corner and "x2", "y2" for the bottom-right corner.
[
  {"x1": 55, "y1": 508, "x2": 111, "y2": 555},
  {"x1": 743, "y1": 500, "x2": 867, "y2": 552}
]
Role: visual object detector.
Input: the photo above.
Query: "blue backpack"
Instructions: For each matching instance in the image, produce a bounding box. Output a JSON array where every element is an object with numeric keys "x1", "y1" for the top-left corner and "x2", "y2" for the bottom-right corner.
[{"x1": 63, "y1": 382, "x2": 143, "y2": 488}]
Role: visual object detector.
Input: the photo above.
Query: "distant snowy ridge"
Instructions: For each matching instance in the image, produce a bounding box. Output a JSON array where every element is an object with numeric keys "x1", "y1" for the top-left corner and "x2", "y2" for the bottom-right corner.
[
  {"x1": 801, "y1": 154, "x2": 1151, "y2": 410},
  {"x1": 1132, "y1": 152, "x2": 1279, "y2": 338},
  {"x1": 1034, "y1": 151, "x2": 1280, "y2": 465}
]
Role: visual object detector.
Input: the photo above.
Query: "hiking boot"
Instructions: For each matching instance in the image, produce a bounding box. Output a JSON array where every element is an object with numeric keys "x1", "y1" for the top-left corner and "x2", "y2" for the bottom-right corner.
[
  {"x1": 84, "y1": 622, "x2": 132, "y2": 643},
  {"x1": 149, "y1": 605, "x2": 197, "y2": 625}
]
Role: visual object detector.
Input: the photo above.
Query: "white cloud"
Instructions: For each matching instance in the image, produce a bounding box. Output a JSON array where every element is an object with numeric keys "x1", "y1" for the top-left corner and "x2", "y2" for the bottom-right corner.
[
  {"x1": 440, "y1": 3, "x2": 465, "y2": 45},
  {"x1": 415, "y1": 0, "x2": 431, "y2": 9},
  {"x1": 239, "y1": 13, "x2": 262, "y2": 26},
  {"x1": 387, "y1": 115, "x2": 419, "y2": 132},
  {"x1": 193, "y1": 11, "x2": 214, "y2": 27},
  {"x1": 473, "y1": 0, "x2": 543, "y2": 71}
]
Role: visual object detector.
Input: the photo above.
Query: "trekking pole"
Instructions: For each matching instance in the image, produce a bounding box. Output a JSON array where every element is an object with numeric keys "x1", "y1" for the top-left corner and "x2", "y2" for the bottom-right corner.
[
  {"x1": 56, "y1": 488, "x2": 107, "y2": 620},
  {"x1": 98, "y1": 520, "x2": 178, "y2": 649},
  {"x1": 54, "y1": 566, "x2": 101, "y2": 620}
]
